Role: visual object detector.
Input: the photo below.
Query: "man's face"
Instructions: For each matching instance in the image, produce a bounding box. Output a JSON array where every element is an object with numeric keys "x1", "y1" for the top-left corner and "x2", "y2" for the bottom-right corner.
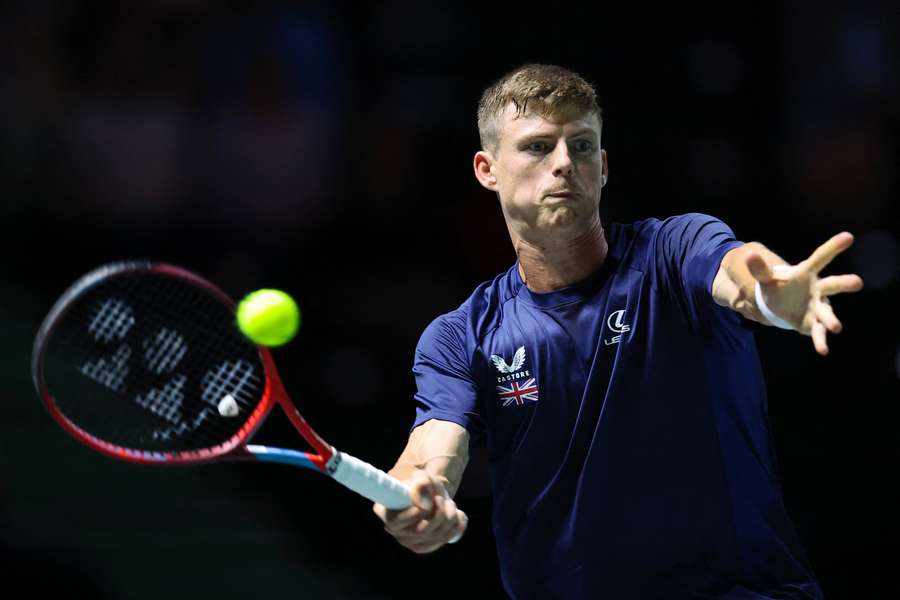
[{"x1": 479, "y1": 104, "x2": 607, "y2": 238}]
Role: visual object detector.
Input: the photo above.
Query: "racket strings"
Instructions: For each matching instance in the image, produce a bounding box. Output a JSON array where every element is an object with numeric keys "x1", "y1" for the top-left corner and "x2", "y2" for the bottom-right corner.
[
  {"x1": 41, "y1": 270, "x2": 268, "y2": 454},
  {"x1": 128, "y1": 275, "x2": 265, "y2": 447},
  {"x1": 85, "y1": 278, "x2": 254, "y2": 447}
]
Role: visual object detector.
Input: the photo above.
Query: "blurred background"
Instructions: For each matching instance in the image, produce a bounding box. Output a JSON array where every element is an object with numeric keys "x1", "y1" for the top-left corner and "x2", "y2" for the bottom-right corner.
[{"x1": 1, "y1": 1, "x2": 897, "y2": 598}]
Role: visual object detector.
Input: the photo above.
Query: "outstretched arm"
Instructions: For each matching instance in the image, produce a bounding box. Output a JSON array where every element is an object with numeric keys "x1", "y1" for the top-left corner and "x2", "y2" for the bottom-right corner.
[
  {"x1": 712, "y1": 232, "x2": 864, "y2": 355},
  {"x1": 372, "y1": 419, "x2": 470, "y2": 553}
]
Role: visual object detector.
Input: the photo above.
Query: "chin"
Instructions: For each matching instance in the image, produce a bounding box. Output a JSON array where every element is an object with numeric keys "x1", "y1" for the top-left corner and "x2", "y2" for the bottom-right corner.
[{"x1": 541, "y1": 206, "x2": 581, "y2": 228}]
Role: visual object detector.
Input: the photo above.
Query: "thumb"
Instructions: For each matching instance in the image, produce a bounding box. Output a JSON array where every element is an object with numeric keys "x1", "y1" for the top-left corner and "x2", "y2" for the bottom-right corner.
[
  {"x1": 745, "y1": 251, "x2": 773, "y2": 284},
  {"x1": 406, "y1": 470, "x2": 437, "y2": 513}
]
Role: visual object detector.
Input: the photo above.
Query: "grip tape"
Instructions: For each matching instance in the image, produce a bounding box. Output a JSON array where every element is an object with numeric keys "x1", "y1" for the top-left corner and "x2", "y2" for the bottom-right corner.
[
  {"x1": 330, "y1": 451, "x2": 463, "y2": 543},
  {"x1": 330, "y1": 451, "x2": 412, "y2": 510}
]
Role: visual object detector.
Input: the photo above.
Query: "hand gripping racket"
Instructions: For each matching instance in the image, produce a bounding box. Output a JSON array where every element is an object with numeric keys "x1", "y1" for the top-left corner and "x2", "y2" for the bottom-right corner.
[{"x1": 31, "y1": 261, "x2": 413, "y2": 511}]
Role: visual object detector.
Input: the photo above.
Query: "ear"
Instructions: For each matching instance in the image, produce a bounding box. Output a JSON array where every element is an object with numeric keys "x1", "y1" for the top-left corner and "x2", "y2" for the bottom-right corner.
[
  {"x1": 601, "y1": 149, "x2": 609, "y2": 187},
  {"x1": 474, "y1": 150, "x2": 498, "y2": 192}
]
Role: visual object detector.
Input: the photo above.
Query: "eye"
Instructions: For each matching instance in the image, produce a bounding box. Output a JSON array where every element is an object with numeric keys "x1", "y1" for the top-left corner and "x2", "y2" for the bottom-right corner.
[
  {"x1": 525, "y1": 141, "x2": 550, "y2": 154},
  {"x1": 572, "y1": 139, "x2": 596, "y2": 154}
]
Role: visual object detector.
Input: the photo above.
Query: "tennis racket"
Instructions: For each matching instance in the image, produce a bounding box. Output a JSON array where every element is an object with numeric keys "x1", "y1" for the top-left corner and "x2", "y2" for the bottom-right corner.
[{"x1": 31, "y1": 261, "x2": 413, "y2": 511}]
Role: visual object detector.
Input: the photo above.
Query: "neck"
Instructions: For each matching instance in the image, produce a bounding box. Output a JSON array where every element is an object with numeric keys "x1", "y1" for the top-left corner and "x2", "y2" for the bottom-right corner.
[{"x1": 514, "y1": 218, "x2": 608, "y2": 293}]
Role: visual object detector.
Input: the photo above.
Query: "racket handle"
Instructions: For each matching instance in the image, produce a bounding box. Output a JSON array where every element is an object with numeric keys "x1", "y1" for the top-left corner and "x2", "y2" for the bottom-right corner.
[
  {"x1": 331, "y1": 451, "x2": 464, "y2": 545},
  {"x1": 330, "y1": 451, "x2": 412, "y2": 510}
]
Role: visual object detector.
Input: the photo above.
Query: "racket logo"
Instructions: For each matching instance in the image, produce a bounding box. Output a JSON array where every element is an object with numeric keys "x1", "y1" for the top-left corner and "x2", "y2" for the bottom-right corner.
[
  {"x1": 78, "y1": 296, "x2": 258, "y2": 441},
  {"x1": 80, "y1": 343, "x2": 131, "y2": 392},
  {"x1": 87, "y1": 298, "x2": 135, "y2": 342}
]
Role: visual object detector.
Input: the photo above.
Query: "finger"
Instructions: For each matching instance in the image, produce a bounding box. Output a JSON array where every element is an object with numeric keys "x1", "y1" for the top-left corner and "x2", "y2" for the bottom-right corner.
[
  {"x1": 448, "y1": 510, "x2": 468, "y2": 544},
  {"x1": 424, "y1": 496, "x2": 459, "y2": 538},
  {"x1": 415, "y1": 495, "x2": 448, "y2": 535},
  {"x1": 818, "y1": 274, "x2": 864, "y2": 297},
  {"x1": 393, "y1": 517, "x2": 446, "y2": 545},
  {"x1": 381, "y1": 505, "x2": 429, "y2": 531},
  {"x1": 745, "y1": 251, "x2": 774, "y2": 283},
  {"x1": 429, "y1": 518, "x2": 459, "y2": 543},
  {"x1": 406, "y1": 471, "x2": 437, "y2": 513},
  {"x1": 374, "y1": 502, "x2": 425, "y2": 526},
  {"x1": 407, "y1": 540, "x2": 442, "y2": 555},
  {"x1": 398, "y1": 510, "x2": 467, "y2": 551},
  {"x1": 814, "y1": 300, "x2": 842, "y2": 334},
  {"x1": 811, "y1": 321, "x2": 829, "y2": 355},
  {"x1": 385, "y1": 517, "x2": 426, "y2": 536},
  {"x1": 372, "y1": 503, "x2": 386, "y2": 521},
  {"x1": 411, "y1": 513, "x2": 466, "y2": 550},
  {"x1": 396, "y1": 532, "x2": 436, "y2": 553},
  {"x1": 432, "y1": 503, "x2": 465, "y2": 542},
  {"x1": 803, "y1": 232, "x2": 854, "y2": 274},
  {"x1": 384, "y1": 522, "x2": 419, "y2": 542}
]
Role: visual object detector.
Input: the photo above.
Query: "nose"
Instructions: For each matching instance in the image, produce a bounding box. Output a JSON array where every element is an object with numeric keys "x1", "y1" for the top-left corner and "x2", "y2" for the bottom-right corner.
[{"x1": 551, "y1": 144, "x2": 574, "y2": 177}]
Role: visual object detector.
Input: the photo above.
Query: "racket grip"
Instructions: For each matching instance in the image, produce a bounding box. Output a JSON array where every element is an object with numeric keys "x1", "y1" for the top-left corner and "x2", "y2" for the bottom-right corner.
[{"x1": 330, "y1": 451, "x2": 412, "y2": 510}]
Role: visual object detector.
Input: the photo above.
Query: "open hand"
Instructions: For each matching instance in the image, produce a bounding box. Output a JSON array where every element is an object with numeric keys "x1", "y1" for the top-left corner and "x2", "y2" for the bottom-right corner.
[{"x1": 745, "y1": 232, "x2": 864, "y2": 355}]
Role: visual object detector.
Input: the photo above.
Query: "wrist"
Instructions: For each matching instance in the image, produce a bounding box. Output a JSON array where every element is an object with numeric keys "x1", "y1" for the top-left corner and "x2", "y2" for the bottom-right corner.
[{"x1": 754, "y1": 265, "x2": 794, "y2": 330}]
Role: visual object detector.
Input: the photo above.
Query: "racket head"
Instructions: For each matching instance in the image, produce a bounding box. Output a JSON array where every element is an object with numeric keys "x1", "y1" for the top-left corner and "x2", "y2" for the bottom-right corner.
[{"x1": 32, "y1": 261, "x2": 283, "y2": 465}]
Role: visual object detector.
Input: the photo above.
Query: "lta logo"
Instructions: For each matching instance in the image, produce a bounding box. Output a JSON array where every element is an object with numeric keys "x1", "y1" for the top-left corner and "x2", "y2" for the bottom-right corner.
[{"x1": 603, "y1": 309, "x2": 631, "y2": 346}]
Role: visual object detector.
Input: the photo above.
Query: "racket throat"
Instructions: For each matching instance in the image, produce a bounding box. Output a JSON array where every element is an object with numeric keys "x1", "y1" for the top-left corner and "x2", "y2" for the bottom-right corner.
[{"x1": 246, "y1": 444, "x2": 328, "y2": 472}]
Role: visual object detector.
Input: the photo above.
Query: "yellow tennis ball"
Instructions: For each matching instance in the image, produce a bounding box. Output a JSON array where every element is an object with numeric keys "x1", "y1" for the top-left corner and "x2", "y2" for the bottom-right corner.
[{"x1": 236, "y1": 289, "x2": 301, "y2": 347}]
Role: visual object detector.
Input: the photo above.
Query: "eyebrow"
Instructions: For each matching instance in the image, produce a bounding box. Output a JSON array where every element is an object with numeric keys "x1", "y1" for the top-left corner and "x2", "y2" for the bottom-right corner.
[
  {"x1": 516, "y1": 127, "x2": 598, "y2": 141},
  {"x1": 567, "y1": 128, "x2": 598, "y2": 138},
  {"x1": 515, "y1": 127, "x2": 600, "y2": 144}
]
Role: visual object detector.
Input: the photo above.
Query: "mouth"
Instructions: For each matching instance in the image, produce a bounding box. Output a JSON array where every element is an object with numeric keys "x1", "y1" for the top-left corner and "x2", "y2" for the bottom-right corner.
[{"x1": 545, "y1": 190, "x2": 576, "y2": 200}]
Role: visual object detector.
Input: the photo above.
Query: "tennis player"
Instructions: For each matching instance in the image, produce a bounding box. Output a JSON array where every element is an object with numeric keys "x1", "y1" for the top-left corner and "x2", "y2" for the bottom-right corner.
[{"x1": 373, "y1": 64, "x2": 863, "y2": 598}]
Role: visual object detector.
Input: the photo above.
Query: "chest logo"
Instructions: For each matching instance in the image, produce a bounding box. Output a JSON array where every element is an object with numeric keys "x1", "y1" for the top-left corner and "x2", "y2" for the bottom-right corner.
[
  {"x1": 490, "y1": 346, "x2": 526, "y2": 374},
  {"x1": 497, "y1": 378, "x2": 539, "y2": 407},
  {"x1": 603, "y1": 309, "x2": 631, "y2": 346},
  {"x1": 490, "y1": 346, "x2": 539, "y2": 407}
]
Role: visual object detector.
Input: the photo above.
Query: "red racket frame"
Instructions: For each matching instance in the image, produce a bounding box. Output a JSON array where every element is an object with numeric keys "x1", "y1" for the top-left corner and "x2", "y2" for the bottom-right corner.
[{"x1": 33, "y1": 262, "x2": 335, "y2": 471}]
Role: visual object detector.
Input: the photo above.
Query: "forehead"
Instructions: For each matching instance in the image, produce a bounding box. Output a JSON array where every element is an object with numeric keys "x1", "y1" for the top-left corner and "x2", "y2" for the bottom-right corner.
[{"x1": 498, "y1": 102, "x2": 601, "y2": 141}]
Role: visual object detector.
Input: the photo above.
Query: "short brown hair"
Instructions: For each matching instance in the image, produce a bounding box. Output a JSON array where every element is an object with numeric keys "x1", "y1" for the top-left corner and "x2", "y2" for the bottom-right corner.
[{"x1": 477, "y1": 63, "x2": 602, "y2": 153}]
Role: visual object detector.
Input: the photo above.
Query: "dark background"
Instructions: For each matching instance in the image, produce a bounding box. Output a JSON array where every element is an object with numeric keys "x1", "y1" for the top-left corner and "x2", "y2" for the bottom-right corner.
[{"x1": 1, "y1": 1, "x2": 897, "y2": 598}]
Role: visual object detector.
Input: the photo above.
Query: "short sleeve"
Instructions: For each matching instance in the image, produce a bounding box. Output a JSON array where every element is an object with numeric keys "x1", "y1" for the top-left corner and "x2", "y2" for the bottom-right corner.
[
  {"x1": 411, "y1": 309, "x2": 483, "y2": 436},
  {"x1": 655, "y1": 213, "x2": 745, "y2": 328}
]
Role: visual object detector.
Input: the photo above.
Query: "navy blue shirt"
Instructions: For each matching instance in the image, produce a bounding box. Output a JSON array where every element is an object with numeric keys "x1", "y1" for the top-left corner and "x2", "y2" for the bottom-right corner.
[{"x1": 412, "y1": 213, "x2": 823, "y2": 599}]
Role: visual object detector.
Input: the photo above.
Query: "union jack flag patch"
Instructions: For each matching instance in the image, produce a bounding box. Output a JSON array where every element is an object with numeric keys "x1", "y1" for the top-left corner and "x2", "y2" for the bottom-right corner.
[{"x1": 496, "y1": 378, "x2": 539, "y2": 407}]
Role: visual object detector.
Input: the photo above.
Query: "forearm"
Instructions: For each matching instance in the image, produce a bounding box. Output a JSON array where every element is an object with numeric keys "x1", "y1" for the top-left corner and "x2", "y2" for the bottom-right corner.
[
  {"x1": 375, "y1": 419, "x2": 470, "y2": 552},
  {"x1": 712, "y1": 242, "x2": 787, "y2": 324},
  {"x1": 389, "y1": 419, "x2": 470, "y2": 497}
]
